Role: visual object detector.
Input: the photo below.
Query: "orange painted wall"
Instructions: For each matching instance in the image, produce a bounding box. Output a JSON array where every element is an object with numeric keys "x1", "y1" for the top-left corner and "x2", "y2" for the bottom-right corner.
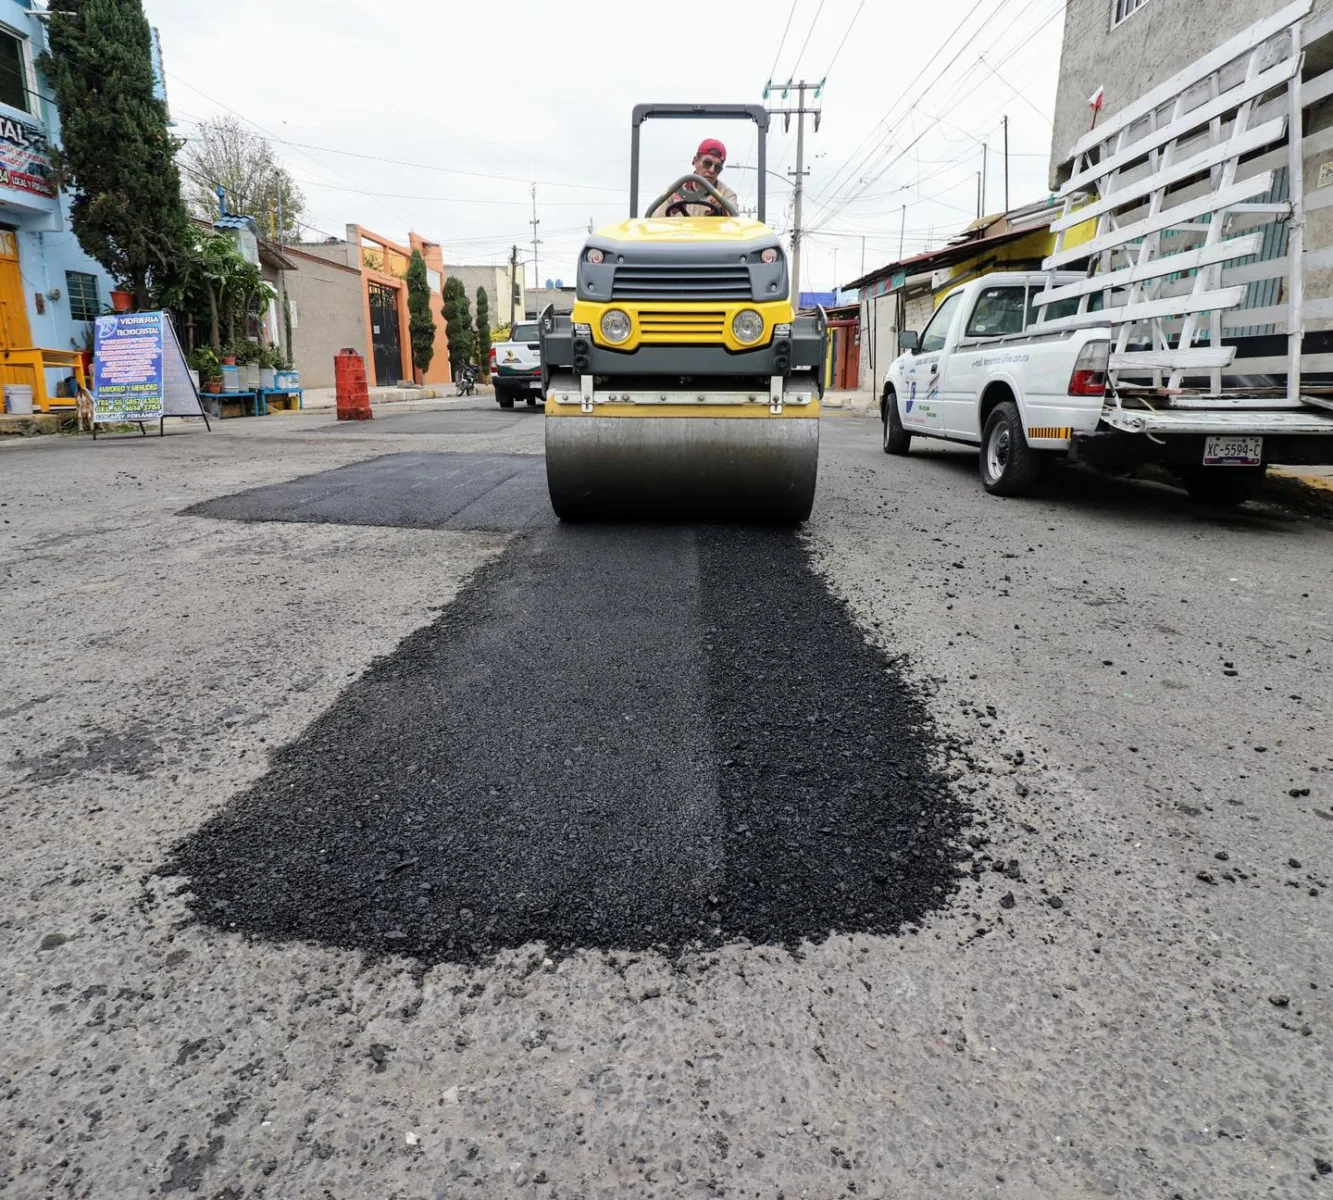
[{"x1": 349, "y1": 225, "x2": 452, "y2": 386}]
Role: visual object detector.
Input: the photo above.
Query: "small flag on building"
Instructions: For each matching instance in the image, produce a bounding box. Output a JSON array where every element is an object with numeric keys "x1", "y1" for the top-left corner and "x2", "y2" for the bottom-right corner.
[{"x1": 1087, "y1": 86, "x2": 1105, "y2": 131}]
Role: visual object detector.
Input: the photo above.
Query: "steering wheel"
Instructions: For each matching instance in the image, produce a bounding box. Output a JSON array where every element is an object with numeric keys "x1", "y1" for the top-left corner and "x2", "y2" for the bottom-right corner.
[{"x1": 648, "y1": 173, "x2": 739, "y2": 218}]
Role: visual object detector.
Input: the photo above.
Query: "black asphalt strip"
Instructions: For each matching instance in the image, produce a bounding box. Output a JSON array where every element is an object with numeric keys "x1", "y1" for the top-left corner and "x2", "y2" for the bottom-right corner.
[{"x1": 167, "y1": 456, "x2": 966, "y2": 963}]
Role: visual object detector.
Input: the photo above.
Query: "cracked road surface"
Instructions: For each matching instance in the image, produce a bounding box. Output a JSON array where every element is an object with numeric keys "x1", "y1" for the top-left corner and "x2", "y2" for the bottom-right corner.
[{"x1": 2, "y1": 400, "x2": 1331, "y2": 1198}]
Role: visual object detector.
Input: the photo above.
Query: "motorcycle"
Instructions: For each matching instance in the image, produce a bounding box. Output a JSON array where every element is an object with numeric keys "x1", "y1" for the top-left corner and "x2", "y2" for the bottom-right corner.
[{"x1": 456, "y1": 363, "x2": 478, "y2": 397}]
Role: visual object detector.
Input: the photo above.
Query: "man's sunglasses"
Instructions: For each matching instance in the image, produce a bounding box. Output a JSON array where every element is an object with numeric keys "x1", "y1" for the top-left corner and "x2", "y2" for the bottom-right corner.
[{"x1": 698, "y1": 156, "x2": 724, "y2": 171}]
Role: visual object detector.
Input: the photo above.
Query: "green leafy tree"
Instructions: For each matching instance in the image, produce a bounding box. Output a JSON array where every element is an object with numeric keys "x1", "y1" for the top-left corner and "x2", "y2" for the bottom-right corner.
[
  {"x1": 442, "y1": 276, "x2": 475, "y2": 378},
  {"x1": 41, "y1": 0, "x2": 194, "y2": 308},
  {"x1": 475, "y1": 287, "x2": 492, "y2": 380},
  {"x1": 406, "y1": 250, "x2": 436, "y2": 381}
]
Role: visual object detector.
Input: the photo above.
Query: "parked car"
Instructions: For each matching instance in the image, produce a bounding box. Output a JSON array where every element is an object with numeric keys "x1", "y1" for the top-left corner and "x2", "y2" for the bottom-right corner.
[{"x1": 489, "y1": 321, "x2": 544, "y2": 409}]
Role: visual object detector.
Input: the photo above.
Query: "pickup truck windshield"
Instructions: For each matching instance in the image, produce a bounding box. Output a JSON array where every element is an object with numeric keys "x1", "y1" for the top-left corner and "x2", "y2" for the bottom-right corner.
[{"x1": 512, "y1": 323, "x2": 539, "y2": 343}]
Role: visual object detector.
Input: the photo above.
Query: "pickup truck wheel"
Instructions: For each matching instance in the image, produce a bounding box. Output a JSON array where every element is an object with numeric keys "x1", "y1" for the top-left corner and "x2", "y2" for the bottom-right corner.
[
  {"x1": 495, "y1": 385, "x2": 515, "y2": 409},
  {"x1": 1178, "y1": 466, "x2": 1266, "y2": 507},
  {"x1": 882, "y1": 390, "x2": 911, "y2": 455},
  {"x1": 980, "y1": 400, "x2": 1043, "y2": 497}
]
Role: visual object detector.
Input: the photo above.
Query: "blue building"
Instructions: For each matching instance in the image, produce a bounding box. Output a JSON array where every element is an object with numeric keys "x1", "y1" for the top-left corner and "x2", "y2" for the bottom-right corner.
[{"x1": 0, "y1": 0, "x2": 118, "y2": 410}]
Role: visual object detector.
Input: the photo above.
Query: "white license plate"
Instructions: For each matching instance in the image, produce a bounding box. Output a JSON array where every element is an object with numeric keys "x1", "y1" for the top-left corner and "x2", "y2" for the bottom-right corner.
[
  {"x1": 529, "y1": 379, "x2": 543, "y2": 389},
  {"x1": 1203, "y1": 435, "x2": 1262, "y2": 466}
]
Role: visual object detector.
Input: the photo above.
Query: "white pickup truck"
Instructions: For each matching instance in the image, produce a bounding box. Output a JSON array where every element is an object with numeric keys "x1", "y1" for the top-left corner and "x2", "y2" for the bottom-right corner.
[
  {"x1": 489, "y1": 320, "x2": 544, "y2": 409},
  {"x1": 880, "y1": 271, "x2": 1333, "y2": 505}
]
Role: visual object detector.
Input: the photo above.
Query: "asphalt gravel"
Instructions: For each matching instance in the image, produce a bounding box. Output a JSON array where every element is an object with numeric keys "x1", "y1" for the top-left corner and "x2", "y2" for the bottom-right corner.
[{"x1": 166, "y1": 454, "x2": 966, "y2": 963}]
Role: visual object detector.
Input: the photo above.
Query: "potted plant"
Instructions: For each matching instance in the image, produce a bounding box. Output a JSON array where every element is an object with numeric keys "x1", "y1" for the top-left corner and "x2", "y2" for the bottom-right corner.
[
  {"x1": 259, "y1": 344, "x2": 283, "y2": 390},
  {"x1": 109, "y1": 288, "x2": 133, "y2": 313},
  {"x1": 189, "y1": 347, "x2": 223, "y2": 393},
  {"x1": 219, "y1": 340, "x2": 238, "y2": 367},
  {"x1": 237, "y1": 340, "x2": 262, "y2": 388}
]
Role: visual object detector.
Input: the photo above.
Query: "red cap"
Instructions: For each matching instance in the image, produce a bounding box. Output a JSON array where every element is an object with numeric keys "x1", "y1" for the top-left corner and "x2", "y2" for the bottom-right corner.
[{"x1": 696, "y1": 138, "x2": 727, "y2": 162}]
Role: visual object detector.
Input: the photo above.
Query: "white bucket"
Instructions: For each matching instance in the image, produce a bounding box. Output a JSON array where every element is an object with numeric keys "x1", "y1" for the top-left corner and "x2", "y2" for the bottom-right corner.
[{"x1": 4, "y1": 384, "x2": 33, "y2": 415}]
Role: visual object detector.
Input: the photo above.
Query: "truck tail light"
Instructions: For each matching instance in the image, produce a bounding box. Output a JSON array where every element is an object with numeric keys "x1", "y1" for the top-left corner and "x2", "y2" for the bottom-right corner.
[
  {"x1": 489, "y1": 347, "x2": 497, "y2": 369},
  {"x1": 1068, "y1": 340, "x2": 1109, "y2": 396}
]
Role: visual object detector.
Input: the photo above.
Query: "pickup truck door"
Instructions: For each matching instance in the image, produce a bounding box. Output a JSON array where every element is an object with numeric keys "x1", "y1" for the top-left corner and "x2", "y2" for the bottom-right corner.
[
  {"x1": 944, "y1": 284, "x2": 1029, "y2": 440},
  {"x1": 903, "y1": 290, "x2": 963, "y2": 435}
]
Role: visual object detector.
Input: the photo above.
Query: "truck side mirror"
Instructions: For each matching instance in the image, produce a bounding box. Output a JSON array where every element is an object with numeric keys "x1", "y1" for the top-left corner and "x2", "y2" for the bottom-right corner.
[{"x1": 899, "y1": 330, "x2": 919, "y2": 353}]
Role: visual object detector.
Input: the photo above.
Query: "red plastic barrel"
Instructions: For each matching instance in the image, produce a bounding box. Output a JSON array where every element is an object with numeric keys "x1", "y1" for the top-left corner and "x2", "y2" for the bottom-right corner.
[{"x1": 335, "y1": 348, "x2": 372, "y2": 421}]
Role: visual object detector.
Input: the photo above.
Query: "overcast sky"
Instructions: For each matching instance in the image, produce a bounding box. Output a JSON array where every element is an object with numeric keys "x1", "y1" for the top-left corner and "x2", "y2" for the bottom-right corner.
[{"x1": 145, "y1": 0, "x2": 1070, "y2": 293}]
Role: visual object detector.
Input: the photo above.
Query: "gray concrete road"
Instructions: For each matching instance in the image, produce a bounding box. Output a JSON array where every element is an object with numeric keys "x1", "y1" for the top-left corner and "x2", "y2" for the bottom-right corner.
[{"x1": 1, "y1": 403, "x2": 1331, "y2": 1200}]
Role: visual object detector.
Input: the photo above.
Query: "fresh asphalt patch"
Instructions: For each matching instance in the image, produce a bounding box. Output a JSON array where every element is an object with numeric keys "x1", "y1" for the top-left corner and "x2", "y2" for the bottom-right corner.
[
  {"x1": 167, "y1": 454, "x2": 968, "y2": 963},
  {"x1": 183, "y1": 452, "x2": 552, "y2": 532}
]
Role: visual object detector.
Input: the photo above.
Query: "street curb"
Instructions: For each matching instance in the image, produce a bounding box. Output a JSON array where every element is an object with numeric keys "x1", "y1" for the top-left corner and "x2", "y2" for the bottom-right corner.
[{"x1": 1267, "y1": 467, "x2": 1333, "y2": 514}]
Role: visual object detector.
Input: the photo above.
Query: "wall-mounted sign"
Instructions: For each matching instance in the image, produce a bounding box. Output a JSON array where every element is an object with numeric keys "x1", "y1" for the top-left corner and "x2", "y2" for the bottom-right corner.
[{"x1": 0, "y1": 115, "x2": 55, "y2": 199}]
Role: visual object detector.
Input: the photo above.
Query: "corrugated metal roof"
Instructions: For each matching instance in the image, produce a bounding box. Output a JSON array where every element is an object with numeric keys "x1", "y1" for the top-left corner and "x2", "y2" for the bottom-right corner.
[
  {"x1": 842, "y1": 197, "x2": 1064, "y2": 293},
  {"x1": 214, "y1": 214, "x2": 260, "y2": 234},
  {"x1": 843, "y1": 226, "x2": 1042, "y2": 292}
]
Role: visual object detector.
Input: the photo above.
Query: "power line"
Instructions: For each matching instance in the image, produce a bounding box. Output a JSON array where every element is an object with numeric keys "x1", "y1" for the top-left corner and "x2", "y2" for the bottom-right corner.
[
  {"x1": 976, "y1": 53, "x2": 1055, "y2": 125},
  {"x1": 178, "y1": 162, "x2": 345, "y2": 243},
  {"x1": 737, "y1": 1, "x2": 802, "y2": 181},
  {"x1": 821, "y1": 0, "x2": 867, "y2": 79},
  {"x1": 275, "y1": 139, "x2": 622, "y2": 195},
  {"x1": 767, "y1": 1, "x2": 800, "y2": 80},
  {"x1": 804, "y1": 0, "x2": 1054, "y2": 225},
  {"x1": 166, "y1": 72, "x2": 622, "y2": 197},
  {"x1": 801, "y1": 0, "x2": 994, "y2": 219},
  {"x1": 278, "y1": 176, "x2": 617, "y2": 209},
  {"x1": 166, "y1": 75, "x2": 419, "y2": 233},
  {"x1": 788, "y1": 0, "x2": 826, "y2": 79},
  {"x1": 804, "y1": 0, "x2": 1060, "y2": 231}
]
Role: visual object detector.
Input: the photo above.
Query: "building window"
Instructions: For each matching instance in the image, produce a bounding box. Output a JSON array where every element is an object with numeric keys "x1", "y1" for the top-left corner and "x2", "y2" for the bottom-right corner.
[
  {"x1": 1112, "y1": 0, "x2": 1151, "y2": 26},
  {"x1": 0, "y1": 28, "x2": 30, "y2": 113},
  {"x1": 66, "y1": 271, "x2": 100, "y2": 322}
]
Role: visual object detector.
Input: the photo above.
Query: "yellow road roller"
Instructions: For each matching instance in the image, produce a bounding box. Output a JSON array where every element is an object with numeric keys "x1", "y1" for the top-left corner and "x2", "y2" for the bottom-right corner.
[{"x1": 539, "y1": 103, "x2": 828, "y2": 522}]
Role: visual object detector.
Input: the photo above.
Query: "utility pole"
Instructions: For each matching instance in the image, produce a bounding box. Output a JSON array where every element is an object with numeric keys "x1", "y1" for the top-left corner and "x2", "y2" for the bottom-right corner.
[
  {"x1": 766, "y1": 77, "x2": 823, "y2": 303},
  {"x1": 529, "y1": 183, "x2": 541, "y2": 319},
  {"x1": 899, "y1": 204, "x2": 906, "y2": 260},
  {"x1": 1003, "y1": 115, "x2": 1010, "y2": 213},
  {"x1": 860, "y1": 235, "x2": 865, "y2": 278},
  {"x1": 832, "y1": 247, "x2": 838, "y2": 294},
  {"x1": 975, "y1": 171, "x2": 982, "y2": 220},
  {"x1": 981, "y1": 142, "x2": 988, "y2": 217},
  {"x1": 509, "y1": 244, "x2": 519, "y2": 329}
]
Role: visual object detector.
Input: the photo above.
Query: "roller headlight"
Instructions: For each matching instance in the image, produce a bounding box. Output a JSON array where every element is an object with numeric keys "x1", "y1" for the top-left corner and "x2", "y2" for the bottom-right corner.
[
  {"x1": 586, "y1": 248, "x2": 605, "y2": 264},
  {"x1": 761, "y1": 248, "x2": 779, "y2": 264},
  {"x1": 600, "y1": 309, "x2": 632, "y2": 344},
  {"x1": 732, "y1": 309, "x2": 765, "y2": 344}
]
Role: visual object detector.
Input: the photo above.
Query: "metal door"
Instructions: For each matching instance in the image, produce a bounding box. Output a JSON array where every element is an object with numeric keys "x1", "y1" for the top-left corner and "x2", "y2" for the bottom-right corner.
[{"x1": 367, "y1": 283, "x2": 402, "y2": 386}]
